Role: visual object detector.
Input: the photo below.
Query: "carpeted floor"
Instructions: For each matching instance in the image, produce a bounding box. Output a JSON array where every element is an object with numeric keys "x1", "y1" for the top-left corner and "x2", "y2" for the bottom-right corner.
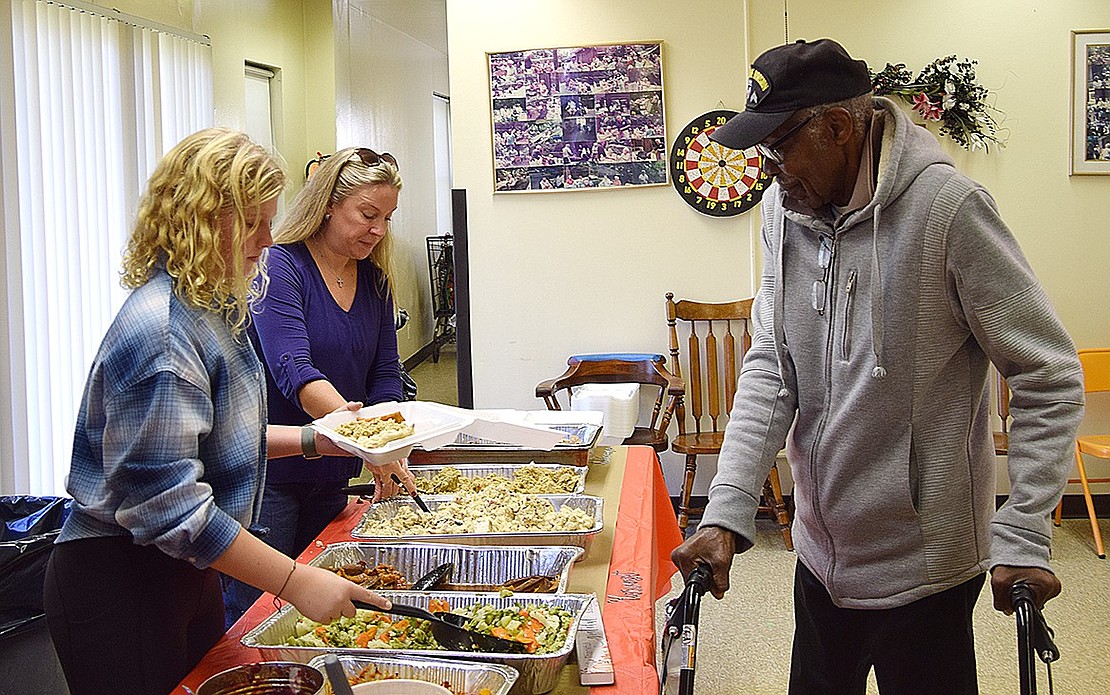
[{"x1": 656, "y1": 516, "x2": 1110, "y2": 695}]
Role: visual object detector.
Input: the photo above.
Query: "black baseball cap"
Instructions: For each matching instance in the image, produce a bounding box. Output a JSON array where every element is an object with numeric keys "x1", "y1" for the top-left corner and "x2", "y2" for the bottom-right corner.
[{"x1": 710, "y1": 38, "x2": 872, "y2": 150}]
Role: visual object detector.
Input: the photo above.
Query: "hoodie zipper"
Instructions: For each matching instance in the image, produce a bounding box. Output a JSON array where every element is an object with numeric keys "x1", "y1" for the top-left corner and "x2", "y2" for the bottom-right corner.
[
  {"x1": 810, "y1": 232, "x2": 840, "y2": 594},
  {"x1": 840, "y1": 269, "x2": 857, "y2": 361}
]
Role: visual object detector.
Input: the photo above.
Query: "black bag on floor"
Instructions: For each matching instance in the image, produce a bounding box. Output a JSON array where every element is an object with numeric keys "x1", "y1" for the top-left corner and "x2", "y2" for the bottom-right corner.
[{"x1": 0, "y1": 496, "x2": 72, "y2": 637}]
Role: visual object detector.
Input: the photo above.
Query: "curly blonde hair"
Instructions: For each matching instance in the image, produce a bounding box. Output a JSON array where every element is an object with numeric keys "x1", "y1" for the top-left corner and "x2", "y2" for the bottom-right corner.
[
  {"x1": 121, "y1": 128, "x2": 286, "y2": 334},
  {"x1": 272, "y1": 147, "x2": 402, "y2": 297}
]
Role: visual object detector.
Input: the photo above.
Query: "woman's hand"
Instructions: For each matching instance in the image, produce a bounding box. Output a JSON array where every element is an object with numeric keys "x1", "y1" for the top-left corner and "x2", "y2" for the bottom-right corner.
[
  {"x1": 368, "y1": 458, "x2": 417, "y2": 503},
  {"x1": 282, "y1": 562, "x2": 390, "y2": 624}
]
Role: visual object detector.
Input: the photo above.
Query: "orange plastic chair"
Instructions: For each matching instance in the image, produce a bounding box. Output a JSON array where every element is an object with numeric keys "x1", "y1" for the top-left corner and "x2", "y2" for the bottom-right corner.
[{"x1": 1054, "y1": 348, "x2": 1110, "y2": 558}]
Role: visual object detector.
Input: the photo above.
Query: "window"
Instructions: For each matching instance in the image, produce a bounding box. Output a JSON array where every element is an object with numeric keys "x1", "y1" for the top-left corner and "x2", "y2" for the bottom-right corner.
[
  {"x1": 0, "y1": 0, "x2": 213, "y2": 494},
  {"x1": 432, "y1": 92, "x2": 452, "y2": 234}
]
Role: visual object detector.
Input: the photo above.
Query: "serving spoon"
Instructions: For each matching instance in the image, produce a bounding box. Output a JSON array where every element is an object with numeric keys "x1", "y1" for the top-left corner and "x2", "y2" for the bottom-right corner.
[{"x1": 353, "y1": 600, "x2": 525, "y2": 653}]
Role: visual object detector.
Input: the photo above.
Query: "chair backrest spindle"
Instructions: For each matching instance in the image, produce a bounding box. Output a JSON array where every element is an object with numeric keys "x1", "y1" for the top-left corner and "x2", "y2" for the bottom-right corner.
[{"x1": 665, "y1": 293, "x2": 754, "y2": 440}]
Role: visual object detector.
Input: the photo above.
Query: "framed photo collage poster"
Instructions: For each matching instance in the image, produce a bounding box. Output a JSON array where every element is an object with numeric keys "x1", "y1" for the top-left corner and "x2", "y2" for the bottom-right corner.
[{"x1": 488, "y1": 41, "x2": 667, "y2": 192}]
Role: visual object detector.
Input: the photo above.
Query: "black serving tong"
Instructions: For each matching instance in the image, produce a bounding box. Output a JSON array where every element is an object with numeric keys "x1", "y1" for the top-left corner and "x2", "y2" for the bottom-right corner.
[
  {"x1": 353, "y1": 600, "x2": 525, "y2": 653},
  {"x1": 410, "y1": 562, "x2": 454, "y2": 591},
  {"x1": 339, "y1": 482, "x2": 376, "y2": 498},
  {"x1": 391, "y1": 473, "x2": 432, "y2": 512},
  {"x1": 339, "y1": 476, "x2": 431, "y2": 513}
]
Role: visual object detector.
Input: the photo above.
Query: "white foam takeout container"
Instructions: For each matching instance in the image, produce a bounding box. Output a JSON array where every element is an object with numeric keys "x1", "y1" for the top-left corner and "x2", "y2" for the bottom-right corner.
[
  {"x1": 311, "y1": 401, "x2": 474, "y2": 465},
  {"x1": 312, "y1": 403, "x2": 571, "y2": 466}
]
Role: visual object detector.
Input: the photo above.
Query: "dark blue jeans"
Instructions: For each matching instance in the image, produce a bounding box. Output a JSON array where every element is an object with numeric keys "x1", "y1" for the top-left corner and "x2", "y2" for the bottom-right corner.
[
  {"x1": 789, "y1": 560, "x2": 984, "y2": 695},
  {"x1": 221, "y1": 480, "x2": 349, "y2": 627}
]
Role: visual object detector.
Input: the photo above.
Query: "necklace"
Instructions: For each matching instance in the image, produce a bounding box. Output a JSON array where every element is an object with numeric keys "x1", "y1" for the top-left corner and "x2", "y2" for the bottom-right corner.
[{"x1": 309, "y1": 239, "x2": 353, "y2": 288}]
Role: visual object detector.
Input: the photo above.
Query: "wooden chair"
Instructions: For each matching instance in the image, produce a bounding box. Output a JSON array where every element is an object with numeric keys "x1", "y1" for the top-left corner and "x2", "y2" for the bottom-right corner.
[
  {"x1": 1054, "y1": 348, "x2": 1110, "y2": 558},
  {"x1": 536, "y1": 353, "x2": 684, "y2": 453},
  {"x1": 993, "y1": 368, "x2": 1011, "y2": 456},
  {"x1": 665, "y1": 292, "x2": 793, "y2": 549}
]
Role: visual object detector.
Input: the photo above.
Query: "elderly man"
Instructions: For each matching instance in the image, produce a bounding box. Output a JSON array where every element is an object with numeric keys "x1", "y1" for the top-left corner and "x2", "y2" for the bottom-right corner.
[{"x1": 671, "y1": 38, "x2": 1084, "y2": 694}]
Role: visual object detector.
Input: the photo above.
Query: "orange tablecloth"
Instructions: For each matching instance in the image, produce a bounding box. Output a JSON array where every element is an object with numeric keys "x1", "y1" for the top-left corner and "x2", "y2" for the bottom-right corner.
[{"x1": 177, "y1": 445, "x2": 682, "y2": 693}]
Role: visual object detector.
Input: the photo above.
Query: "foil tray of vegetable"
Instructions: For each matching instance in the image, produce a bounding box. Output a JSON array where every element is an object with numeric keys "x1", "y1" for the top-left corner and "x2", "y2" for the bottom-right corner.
[
  {"x1": 306, "y1": 653, "x2": 518, "y2": 695},
  {"x1": 242, "y1": 592, "x2": 594, "y2": 695},
  {"x1": 349, "y1": 495, "x2": 603, "y2": 558},
  {"x1": 309, "y1": 542, "x2": 583, "y2": 593},
  {"x1": 408, "y1": 463, "x2": 588, "y2": 497}
]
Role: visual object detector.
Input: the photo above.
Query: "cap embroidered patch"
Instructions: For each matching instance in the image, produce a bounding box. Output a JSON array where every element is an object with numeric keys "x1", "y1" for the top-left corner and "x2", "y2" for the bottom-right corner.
[
  {"x1": 747, "y1": 67, "x2": 770, "y2": 107},
  {"x1": 710, "y1": 39, "x2": 873, "y2": 150}
]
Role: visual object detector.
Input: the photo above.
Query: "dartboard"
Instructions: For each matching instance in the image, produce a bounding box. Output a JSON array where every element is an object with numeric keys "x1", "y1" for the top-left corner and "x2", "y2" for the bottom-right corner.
[{"x1": 669, "y1": 109, "x2": 770, "y2": 217}]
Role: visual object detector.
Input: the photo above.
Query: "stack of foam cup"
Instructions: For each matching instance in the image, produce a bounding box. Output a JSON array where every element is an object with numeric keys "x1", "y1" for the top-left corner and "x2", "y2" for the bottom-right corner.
[{"x1": 571, "y1": 383, "x2": 640, "y2": 446}]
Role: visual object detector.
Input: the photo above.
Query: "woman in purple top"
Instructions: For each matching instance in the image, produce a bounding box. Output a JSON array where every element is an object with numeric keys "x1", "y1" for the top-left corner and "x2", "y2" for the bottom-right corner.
[{"x1": 224, "y1": 147, "x2": 417, "y2": 623}]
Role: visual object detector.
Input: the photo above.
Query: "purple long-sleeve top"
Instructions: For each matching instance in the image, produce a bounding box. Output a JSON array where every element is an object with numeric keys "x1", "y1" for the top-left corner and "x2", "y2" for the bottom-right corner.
[{"x1": 250, "y1": 242, "x2": 403, "y2": 483}]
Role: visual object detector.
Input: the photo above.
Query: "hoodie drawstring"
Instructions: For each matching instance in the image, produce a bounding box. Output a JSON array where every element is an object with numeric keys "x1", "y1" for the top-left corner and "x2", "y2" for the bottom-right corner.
[
  {"x1": 869, "y1": 204, "x2": 887, "y2": 378},
  {"x1": 772, "y1": 198, "x2": 791, "y2": 398}
]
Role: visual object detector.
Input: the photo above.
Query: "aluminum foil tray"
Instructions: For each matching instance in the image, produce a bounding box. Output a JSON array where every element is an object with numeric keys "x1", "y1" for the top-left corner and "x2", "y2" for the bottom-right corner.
[
  {"x1": 243, "y1": 591, "x2": 595, "y2": 695},
  {"x1": 349, "y1": 495, "x2": 603, "y2": 559},
  {"x1": 446, "y1": 422, "x2": 601, "y2": 450},
  {"x1": 409, "y1": 463, "x2": 588, "y2": 497},
  {"x1": 309, "y1": 542, "x2": 583, "y2": 593},
  {"x1": 307, "y1": 653, "x2": 518, "y2": 695}
]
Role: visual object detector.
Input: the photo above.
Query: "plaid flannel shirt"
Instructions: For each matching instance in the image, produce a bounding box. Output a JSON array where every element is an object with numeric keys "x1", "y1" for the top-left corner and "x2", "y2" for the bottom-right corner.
[{"x1": 58, "y1": 271, "x2": 267, "y2": 568}]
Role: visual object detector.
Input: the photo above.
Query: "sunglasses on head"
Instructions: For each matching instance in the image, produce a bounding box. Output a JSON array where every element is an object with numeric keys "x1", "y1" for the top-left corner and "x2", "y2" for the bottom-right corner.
[{"x1": 352, "y1": 147, "x2": 399, "y2": 170}]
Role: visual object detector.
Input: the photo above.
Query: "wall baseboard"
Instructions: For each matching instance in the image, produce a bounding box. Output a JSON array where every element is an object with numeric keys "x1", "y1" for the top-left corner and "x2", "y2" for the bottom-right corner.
[
  {"x1": 671, "y1": 494, "x2": 1110, "y2": 524},
  {"x1": 403, "y1": 343, "x2": 437, "y2": 371}
]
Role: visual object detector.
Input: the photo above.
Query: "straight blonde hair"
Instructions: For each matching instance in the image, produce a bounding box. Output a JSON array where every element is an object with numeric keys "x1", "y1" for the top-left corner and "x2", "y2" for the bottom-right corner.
[
  {"x1": 273, "y1": 147, "x2": 402, "y2": 297},
  {"x1": 121, "y1": 128, "x2": 285, "y2": 334}
]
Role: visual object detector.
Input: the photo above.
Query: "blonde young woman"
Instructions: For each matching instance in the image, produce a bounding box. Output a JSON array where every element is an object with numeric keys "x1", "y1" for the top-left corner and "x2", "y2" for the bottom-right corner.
[
  {"x1": 223, "y1": 147, "x2": 416, "y2": 623},
  {"x1": 43, "y1": 129, "x2": 391, "y2": 695}
]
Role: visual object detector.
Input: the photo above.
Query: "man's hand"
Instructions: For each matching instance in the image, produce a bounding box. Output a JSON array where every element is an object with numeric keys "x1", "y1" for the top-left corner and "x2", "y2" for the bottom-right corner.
[
  {"x1": 671, "y1": 526, "x2": 749, "y2": 599},
  {"x1": 990, "y1": 565, "x2": 1061, "y2": 615}
]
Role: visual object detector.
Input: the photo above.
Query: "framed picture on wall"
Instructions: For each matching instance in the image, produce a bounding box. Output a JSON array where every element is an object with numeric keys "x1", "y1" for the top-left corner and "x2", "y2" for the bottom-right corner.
[
  {"x1": 1071, "y1": 29, "x2": 1110, "y2": 175},
  {"x1": 487, "y1": 41, "x2": 667, "y2": 192}
]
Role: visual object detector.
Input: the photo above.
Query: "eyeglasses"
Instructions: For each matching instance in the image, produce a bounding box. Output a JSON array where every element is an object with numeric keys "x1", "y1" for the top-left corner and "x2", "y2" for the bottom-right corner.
[
  {"x1": 351, "y1": 147, "x2": 399, "y2": 170},
  {"x1": 812, "y1": 234, "x2": 833, "y2": 314},
  {"x1": 755, "y1": 113, "x2": 815, "y2": 166}
]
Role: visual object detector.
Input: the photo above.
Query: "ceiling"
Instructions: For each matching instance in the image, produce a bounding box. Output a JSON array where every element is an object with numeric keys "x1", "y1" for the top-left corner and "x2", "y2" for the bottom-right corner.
[{"x1": 349, "y1": 0, "x2": 448, "y2": 55}]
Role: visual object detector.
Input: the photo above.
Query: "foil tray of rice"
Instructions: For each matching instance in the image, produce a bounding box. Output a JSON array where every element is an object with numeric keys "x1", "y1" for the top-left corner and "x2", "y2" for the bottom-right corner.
[
  {"x1": 309, "y1": 542, "x2": 583, "y2": 593},
  {"x1": 242, "y1": 592, "x2": 594, "y2": 695},
  {"x1": 408, "y1": 464, "x2": 588, "y2": 497},
  {"x1": 307, "y1": 653, "x2": 518, "y2": 695},
  {"x1": 349, "y1": 494, "x2": 603, "y2": 558}
]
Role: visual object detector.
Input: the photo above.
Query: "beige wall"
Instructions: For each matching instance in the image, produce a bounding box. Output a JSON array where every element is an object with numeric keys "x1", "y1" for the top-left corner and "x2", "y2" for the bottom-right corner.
[
  {"x1": 50, "y1": 0, "x2": 1110, "y2": 495},
  {"x1": 333, "y1": 1, "x2": 451, "y2": 362},
  {"x1": 89, "y1": 0, "x2": 337, "y2": 198},
  {"x1": 446, "y1": 0, "x2": 758, "y2": 494},
  {"x1": 745, "y1": 0, "x2": 1110, "y2": 492},
  {"x1": 84, "y1": 0, "x2": 446, "y2": 364},
  {"x1": 446, "y1": 0, "x2": 758, "y2": 392},
  {"x1": 447, "y1": 0, "x2": 1110, "y2": 494}
]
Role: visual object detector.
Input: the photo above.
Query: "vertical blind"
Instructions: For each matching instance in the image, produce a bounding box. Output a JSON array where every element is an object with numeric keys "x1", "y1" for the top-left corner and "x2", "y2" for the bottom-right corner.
[{"x1": 5, "y1": 0, "x2": 212, "y2": 494}]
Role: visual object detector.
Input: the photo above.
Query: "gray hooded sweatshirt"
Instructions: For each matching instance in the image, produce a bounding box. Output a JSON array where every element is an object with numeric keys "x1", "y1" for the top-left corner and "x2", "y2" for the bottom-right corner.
[{"x1": 701, "y1": 97, "x2": 1084, "y2": 609}]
